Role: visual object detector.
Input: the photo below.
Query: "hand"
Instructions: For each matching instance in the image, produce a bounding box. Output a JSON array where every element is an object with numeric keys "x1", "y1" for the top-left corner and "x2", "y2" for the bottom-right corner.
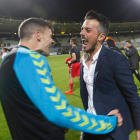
[
  {"x1": 107, "y1": 109, "x2": 123, "y2": 127},
  {"x1": 124, "y1": 46, "x2": 127, "y2": 49},
  {"x1": 136, "y1": 130, "x2": 140, "y2": 140},
  {"x1": 68, "y1": 61, "x2": 71, "y2": 64}
]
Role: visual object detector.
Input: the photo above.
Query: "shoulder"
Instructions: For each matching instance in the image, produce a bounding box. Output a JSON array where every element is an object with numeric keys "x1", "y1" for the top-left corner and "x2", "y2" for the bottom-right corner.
[
  {"x1": 13, "y1": 47, "x2": 48, "y2": 67},
  {"x1": 104, "y1": 46, "x2": 122, "y2": 56},
  {"x1": 133, "y1": 46, "x2": 138, "y2": 52},
  {"x1": 15, "y1": 47, "x2": 44, "y2": 60},
  {"x1": 71, "y1": 47, "x2": 76, "y2": 52},
  {"x1": 13, "y1": 47, "x2": 51, "y2": 73},
  {"x1": 104, "y1": 46, "x2": 127, "y2": 63}
]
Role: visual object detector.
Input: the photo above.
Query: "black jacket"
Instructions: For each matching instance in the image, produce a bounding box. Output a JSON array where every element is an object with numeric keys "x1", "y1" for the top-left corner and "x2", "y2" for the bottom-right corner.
[{"x1": 124, "y1": 45, "x2": 139, "y2": 70}]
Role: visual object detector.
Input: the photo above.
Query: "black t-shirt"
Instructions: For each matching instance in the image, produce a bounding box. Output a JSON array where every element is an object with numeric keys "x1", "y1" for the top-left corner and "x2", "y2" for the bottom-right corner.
[{"x1": 70, "y1": 46, "x2": 80, "y2": 63}]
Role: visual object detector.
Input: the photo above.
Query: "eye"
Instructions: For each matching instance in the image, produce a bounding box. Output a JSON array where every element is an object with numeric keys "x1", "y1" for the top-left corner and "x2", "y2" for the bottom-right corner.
[{"x1": 86, "y1": 30, "x2": 91, "y2": 33}]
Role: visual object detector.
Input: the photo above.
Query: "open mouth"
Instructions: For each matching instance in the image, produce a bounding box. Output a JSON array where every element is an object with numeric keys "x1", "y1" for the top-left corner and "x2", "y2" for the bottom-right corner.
[
  {"x1": 48, "y1": 42, "x2": 54, "y2": 48},
  {"x1": 82, "y1": 39, "x2": 89, "y2": 46}
]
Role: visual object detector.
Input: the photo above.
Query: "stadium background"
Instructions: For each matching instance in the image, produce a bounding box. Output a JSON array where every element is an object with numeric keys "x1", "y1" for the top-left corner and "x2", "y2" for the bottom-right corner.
[
  {"x1": 1, "y1": 18, "x2": 140, "y2": 52},
  {"x1": 0, "y1": 16, "x2": 140, "y2": 139}
]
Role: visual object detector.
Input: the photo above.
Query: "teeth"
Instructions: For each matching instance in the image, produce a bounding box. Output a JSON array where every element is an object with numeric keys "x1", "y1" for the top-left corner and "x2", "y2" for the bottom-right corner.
[
  {"x1": 82, "y1": 39, "x2": 88, "y2": 42},
  {"x1": 82, "y1": 39, "x2": 85, "y2": 44},
  {"x1": 82, "y1": 39, "x2": 88, "y2": 45}
]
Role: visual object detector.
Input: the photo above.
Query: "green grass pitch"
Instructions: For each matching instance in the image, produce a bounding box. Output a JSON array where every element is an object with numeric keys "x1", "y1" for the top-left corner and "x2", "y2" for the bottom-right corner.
[{"x1": 0, "y1": 50, "x2": 140, "y2": 140}]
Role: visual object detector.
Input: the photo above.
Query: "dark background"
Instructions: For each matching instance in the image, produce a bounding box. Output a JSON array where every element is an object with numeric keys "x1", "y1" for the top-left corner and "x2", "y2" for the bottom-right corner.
[{"x1": 0, "y1": 0, "x2": 140, "y2": 22}]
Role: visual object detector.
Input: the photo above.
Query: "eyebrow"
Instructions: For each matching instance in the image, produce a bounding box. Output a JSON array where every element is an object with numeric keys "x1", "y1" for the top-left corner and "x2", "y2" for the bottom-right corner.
[{"x1": 81, "y1": 27, "x2": 92, "y2": 30}]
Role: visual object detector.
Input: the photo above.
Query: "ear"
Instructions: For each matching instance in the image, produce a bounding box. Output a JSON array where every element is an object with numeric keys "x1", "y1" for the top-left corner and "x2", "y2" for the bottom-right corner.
[
  {"x1": 98, "y1": 33, "x2": 106, "y2": 43},
  {"x1": 34, "y1": 31, "x2": 41, "y2": 42}
]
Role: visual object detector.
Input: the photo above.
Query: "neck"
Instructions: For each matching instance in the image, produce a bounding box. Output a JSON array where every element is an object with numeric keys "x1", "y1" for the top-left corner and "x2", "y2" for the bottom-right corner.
[
  {"x1": 88, "y1": 44, "x2": 102, "y2": 60},
  {"x1": 72, "y1": 44, "x2": 76, "y2": 47},
  {"x1": 19, "y1": 40, "x2": 39, "y2": 51}
]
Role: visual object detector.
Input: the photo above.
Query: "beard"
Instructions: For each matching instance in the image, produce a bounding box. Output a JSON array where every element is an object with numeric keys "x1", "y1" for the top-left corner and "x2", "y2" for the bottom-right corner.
[
  {"x1": 83, "y1": 40, "x2": 98, "y2": 53},
  {"x1": 35, "y1": 49, "x2": 50, "y2": 56}
]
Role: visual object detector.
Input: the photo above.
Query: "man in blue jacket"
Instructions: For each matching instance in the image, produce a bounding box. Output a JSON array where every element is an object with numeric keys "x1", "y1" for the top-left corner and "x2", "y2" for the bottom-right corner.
[{"x1": 80, "y1": 10, "x2": 140, "y2": 140}]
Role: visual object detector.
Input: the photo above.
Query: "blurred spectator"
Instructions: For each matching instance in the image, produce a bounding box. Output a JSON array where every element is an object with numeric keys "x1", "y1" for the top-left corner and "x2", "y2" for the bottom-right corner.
[
  {"x1": 7, "y1": 43, "x2": 11, "y2": 47},
  {"x1": 105, "y1": 37, "x2": 122, "y2": 53},
  {"x1": 1, "y1": 47, "x2": 13, "y2": 62},
  {"x1": 1, "y1": 47, "x2": 7, "y2": 60},
  {"x1": 65, "y1": 37, "x2": 80, "y2": 94},
  {"x1": 124, "y1": 40, "x2": 140, "y2": 89},
  {"x1": 9, "y1": 47, "x2": 13, "y2": 52}
]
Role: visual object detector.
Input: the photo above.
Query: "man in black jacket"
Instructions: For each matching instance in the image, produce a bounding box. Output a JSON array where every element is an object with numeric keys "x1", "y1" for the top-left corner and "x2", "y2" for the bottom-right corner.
[{"x1": 124, "y1": 40, "x2": 140, "y2": 89}]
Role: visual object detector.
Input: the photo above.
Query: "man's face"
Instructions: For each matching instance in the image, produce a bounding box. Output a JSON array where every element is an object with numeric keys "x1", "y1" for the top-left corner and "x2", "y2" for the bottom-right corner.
[
  {"x1": 70, "y1": 40, "x2": 72, "y2": 46},
  {"x1": 80, "y1": 19, "x2": 99, "y2": 53},
  {"x1": 125, "y1": 42, "x2": 131, "y2": 48},
  {"x1": 2, "y1": 48, "x2": 5, "y2": 54},
  {"x1": 38, "y1": 27, "x2": 54, "y2": 56}
]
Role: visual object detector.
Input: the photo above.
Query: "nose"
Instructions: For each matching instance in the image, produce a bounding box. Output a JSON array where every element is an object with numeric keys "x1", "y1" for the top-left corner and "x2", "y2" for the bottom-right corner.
[
  {"x1": 80, "y1": 29, "x2": 85, "y2": 36},
  {"x1": 80, "y1": 31, "x2": 86, "y2": 40}
]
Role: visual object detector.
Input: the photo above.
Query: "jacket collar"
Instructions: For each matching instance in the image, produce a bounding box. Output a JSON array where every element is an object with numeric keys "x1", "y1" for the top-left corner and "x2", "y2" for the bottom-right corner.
[
  {"x1": 94, "y1": 45, "x2": 107, "y2": 74},
  {"x1": 93, "y1": 45, "x2": 107, "y2": 93}
]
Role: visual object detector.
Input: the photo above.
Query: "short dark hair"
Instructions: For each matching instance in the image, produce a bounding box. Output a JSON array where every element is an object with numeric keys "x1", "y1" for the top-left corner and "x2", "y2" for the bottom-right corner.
[
  {"x1": 84, "y1": 10, "x2": 110, "y2": 36},
  {"x1": 126, "y1": 40, "x2": 131, "y2": 44},
  {"x1": 2, "y1": 47, "x2": 7, "y2": 52},
  {"x1": 70, "y1": 37, "x2": 77, "y2": 45},
  {"x1": 18, "y1": 18, "x2": 53, "y2": 40}
]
